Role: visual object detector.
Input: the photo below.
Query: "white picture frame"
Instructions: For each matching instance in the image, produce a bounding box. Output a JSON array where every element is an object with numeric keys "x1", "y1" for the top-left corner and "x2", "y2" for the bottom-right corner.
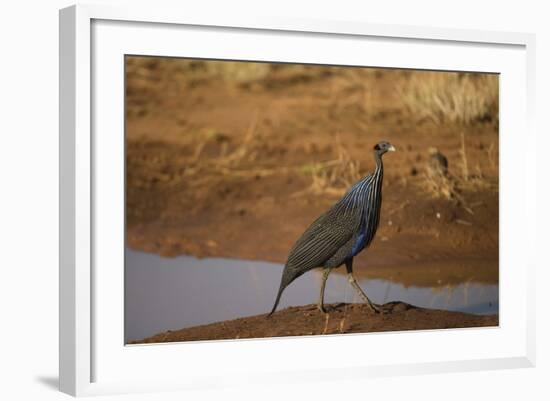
[{"x1": 59, "y1": 3, "x2": 536, "y2": 397}]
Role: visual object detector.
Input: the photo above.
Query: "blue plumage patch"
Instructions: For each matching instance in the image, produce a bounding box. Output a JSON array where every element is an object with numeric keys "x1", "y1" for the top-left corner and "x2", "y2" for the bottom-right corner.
[{"x1": 350, "y1": 222, "x2": 367, "y2": 256}]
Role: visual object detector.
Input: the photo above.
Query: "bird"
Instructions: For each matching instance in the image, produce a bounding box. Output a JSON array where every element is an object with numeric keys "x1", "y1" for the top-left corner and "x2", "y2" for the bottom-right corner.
[
  {"x1": 268, "y1": 140, "x2": 396, "y2": 316},
  {"x1": 427, "y1": 147, "x2": 448, "y2": 177}
]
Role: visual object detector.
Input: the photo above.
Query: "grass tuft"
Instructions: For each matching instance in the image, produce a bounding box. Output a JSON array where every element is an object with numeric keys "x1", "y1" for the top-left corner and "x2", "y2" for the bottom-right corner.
[
  {"x1": 399, "y1": 72, "x2": 499, "y2": 126},
  {"x1": 419, "y1": 132, "x2": 497, "y2": 214},
  {"x1": 205, "y1": 61, "x2": 271, "y2": 84},
  {"x1": 298, "y1": 137, "x2": 361, "y2": 197}
]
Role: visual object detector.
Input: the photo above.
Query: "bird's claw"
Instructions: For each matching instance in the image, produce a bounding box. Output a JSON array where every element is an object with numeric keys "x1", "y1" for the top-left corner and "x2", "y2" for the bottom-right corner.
[
  {"x1": 367, "y1": 303, "x2": 389, "y2": 314},
  {"x1": 372, "y1": 303, "x2": 391, "y2": 314}
]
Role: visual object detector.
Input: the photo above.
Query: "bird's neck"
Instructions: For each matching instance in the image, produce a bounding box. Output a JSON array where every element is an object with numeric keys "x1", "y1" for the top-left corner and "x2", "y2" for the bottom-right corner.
[{"x1": 373, "y1": 151, "x2": 384, "y2": 176}]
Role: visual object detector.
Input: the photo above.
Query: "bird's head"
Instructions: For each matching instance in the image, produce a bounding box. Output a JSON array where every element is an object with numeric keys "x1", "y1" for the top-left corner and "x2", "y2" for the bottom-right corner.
[
  {"x1": 428, "y1": 147, "x2": 439, "y2": 155},
  {"x1": 373, "y1": 141, "x2": 396, "y2": 156}
]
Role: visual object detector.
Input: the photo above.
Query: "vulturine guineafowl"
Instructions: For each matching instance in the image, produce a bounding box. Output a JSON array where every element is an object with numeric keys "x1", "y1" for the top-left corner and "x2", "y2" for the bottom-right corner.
[{"x1": 268, "y1": 141, "x2": 396, "y2": 316}]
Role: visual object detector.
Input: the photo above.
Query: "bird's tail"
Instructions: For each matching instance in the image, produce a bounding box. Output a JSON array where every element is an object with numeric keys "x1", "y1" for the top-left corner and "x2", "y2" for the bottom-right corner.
[
  {"x1": 267, "y1": 266, "x2": 296, "y2": 317},
  {"x1": 267, "y1": 282, "x2": 285, "y2": 318}
]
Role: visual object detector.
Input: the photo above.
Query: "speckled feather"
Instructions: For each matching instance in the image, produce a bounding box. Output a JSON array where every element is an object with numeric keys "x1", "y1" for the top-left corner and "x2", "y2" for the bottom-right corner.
[{"x1": 284, "y1": 165, "x2": 383, "y2": 283}]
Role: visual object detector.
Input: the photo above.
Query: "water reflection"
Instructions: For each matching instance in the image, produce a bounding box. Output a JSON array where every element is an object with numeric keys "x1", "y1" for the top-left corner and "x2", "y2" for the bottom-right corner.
[{"x1": 125, "y1": 249, "x2": 498, "y2": 342}]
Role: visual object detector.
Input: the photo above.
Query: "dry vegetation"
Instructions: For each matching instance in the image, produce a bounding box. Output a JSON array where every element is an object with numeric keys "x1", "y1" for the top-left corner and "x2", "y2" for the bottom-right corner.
[
  {"x1": 419, "y1": 129, "x2": 498, "y2": 216},
  {"x1": 125, "y1": 56, "x2": 499, "y2": 267},
  {"x1": 204, "y1": 61, "x2": 271, "y2": 83},
  {"x1": 297, "y1": 137, "x2": 361, "y2": 197},
  {"x1": 399, "y1": 71, "x2": 499, "y2": 126},
  {"x1": 126, "y1": 60, "x2": 498, "y2": 191}
]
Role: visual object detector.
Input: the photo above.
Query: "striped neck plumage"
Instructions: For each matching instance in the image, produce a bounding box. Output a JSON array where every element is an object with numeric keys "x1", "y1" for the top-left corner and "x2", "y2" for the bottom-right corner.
[
  {"x1": 370, "y1": 151, "x2": 384, "y2": 196},
  {"x1": 339, "y1": 150, "x2": 384, "y2": 211},
  {"x1": 373, "y1": 150, "x2": 384, "y2": 175}
]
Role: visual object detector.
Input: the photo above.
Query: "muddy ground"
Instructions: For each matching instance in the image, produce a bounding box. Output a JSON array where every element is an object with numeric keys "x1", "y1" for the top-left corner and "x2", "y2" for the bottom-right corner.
[
  {"x1": 131, "y1": 302, "x2": 498, "y2": 344},
  {"x1": 125, "y1": 57, "x2": 499, "y2": 342}
]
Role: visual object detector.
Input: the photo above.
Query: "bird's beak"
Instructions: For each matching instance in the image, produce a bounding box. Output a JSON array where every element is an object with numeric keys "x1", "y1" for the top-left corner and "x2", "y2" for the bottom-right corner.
[{"x1": 388, "y1": 145, "x2": 396, "y2": 152}]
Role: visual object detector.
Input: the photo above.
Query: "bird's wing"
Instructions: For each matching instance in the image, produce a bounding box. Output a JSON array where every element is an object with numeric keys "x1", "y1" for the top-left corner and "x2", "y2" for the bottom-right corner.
[{"x1": 285, "y1": 206, "x2": 360, "y2": 273}]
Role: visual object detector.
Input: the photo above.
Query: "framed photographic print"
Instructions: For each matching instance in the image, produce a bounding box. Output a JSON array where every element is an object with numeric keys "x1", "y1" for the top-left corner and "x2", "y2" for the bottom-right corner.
[{"x1": 59, "y1": 4, "x2": 536, "y2": 397}]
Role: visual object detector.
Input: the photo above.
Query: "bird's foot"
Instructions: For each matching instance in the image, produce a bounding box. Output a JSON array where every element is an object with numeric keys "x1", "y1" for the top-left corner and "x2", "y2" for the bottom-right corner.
[
  {"x1": 368, "y1": 304, "x2": 381, "y2": 314},
  {"x1": 366, "y1": 302, "x2": 389, "y2": 314},
  {"x1": 371, "y1": 303, "x2": 391, "y2": 314},
  {"x1": 318, "y1": 304, "x2": 329, "y2": 314}
]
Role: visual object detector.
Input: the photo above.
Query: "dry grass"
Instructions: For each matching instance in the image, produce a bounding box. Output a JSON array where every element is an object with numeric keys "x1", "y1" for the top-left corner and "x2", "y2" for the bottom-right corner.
[
  {"x1": 456, "y1": 132, "x2": 497, "y2": 191},
  {"x1": 187, "y1": 125, "x2": 365, "y2": 200},
  {"x1": 399, "y1": 71, "x2": 499, "y2": 126},
  {"x1": 187, "y1": 113, "x2": 290, "y2": 180},
  {"x1": 126, "y1": 56, "x2": 337, "y2": 89},
  {"x1": 126, "y1": 56, "x2": 273, "y2": 93},
  {"x1": 127, "y1": 57, "x2": 499, "y2": 129},
  {"x1": 205, "y1": 61, "x2": 271, "y2": 84},
  {"x1": 419, "y1": 132, "x2": 497, "y2": 213},
  {"x1": 297, "y1": 138, "x2": 361, "y2": 197},
  {"x1": 127, "y1": 57, "x2": 499, "y2": 207},
  {"x1": 422, "y1": 169, "x2": 457, "y2": 201}
]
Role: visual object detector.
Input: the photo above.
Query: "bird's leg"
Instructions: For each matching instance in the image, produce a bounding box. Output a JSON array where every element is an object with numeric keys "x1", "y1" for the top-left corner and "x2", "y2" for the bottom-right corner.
[
  {"x1": 348, "y1": 276, "x2": 381, "y2": 313},
  {"x1": 345, "y1": 259, "x2": 381, "y2": 313},
  {"x1": 318, "y1": 268, "x2": 332, "y2": 314}
]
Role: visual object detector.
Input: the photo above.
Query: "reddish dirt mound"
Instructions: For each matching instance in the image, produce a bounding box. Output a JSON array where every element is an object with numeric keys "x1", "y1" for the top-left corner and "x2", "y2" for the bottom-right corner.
[{"x1": 131, "y1": 302, "x2": 498, "y2": 344}]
